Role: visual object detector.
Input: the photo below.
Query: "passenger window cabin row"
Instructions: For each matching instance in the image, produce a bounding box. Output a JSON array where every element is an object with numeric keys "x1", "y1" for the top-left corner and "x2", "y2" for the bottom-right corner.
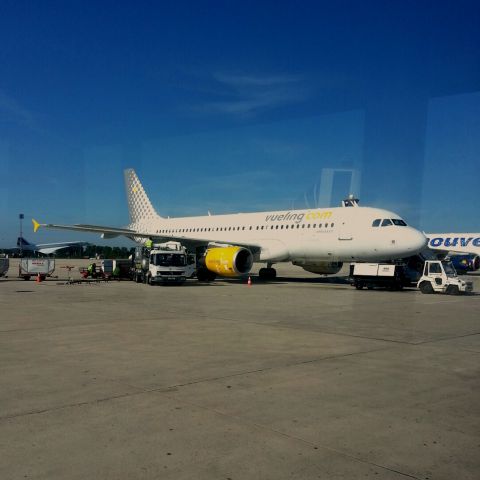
[{"x1": 155, "y1": 223, "x2": 335, "y2": 235}]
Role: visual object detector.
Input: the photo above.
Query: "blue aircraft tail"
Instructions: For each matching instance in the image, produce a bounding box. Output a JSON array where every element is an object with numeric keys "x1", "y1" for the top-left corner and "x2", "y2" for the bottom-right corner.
[{"x1": 17, "y1": 237, "x2": 31, "y2": 247}]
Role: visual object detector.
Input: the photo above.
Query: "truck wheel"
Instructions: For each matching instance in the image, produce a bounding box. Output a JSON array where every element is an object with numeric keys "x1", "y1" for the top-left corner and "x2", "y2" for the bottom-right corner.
[
  {"x1": 446, "y1": 285, "x2": 459, "y2": 295},
  {"x1": 419, "y1": 281, "x2": 434, "y2": 294},
  {"x1": 147, "y1": 275, "x2": 153, "y2": 286},
  {"x1": 355, "y1": 282, "x2": 364, "y2": 290}
]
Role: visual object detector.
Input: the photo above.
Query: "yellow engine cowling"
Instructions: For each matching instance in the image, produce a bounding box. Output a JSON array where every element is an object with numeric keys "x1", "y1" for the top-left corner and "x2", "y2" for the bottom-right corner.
[{"x1": 204, "y1": 246, "x2": 253, "y2": 277}]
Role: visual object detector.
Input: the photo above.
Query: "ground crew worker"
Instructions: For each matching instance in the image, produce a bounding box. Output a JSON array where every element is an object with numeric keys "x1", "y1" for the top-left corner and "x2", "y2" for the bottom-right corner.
[
  {"x1": 113, "y1": 265, "x2": 120, "y2": 278},
  {"x1": 145, "y1": 237, "x2": 153, "y2": 249},
  {"x1": 87, "y1": 263, "x2": 96, "y2": 278}
]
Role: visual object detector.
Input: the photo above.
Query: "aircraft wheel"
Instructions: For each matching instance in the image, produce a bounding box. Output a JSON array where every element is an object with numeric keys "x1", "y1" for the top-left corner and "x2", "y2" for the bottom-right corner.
[
  {"x1": 196, "y1": 268, "x2": 210, "y2": 282},
  {"x1": 206, "y1": 271, "x2": 217, "y2": 282},
  {"x1": 419, "y1": 281, "x2": 434, "y2": 294}
]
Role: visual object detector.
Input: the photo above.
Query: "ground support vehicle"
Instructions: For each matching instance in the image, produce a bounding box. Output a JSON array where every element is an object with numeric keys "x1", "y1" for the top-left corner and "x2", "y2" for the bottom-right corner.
[
  {"x1": 79, "y1": 263, "x2": 105, "y2": 279},
  {"x1": 19, "y1": 258, "x2": 55, "y2": 281},
  {"x1": 0, "y1": 254, "x2": 9, "y2": 277},
  {"x1": 351, "y1": 263, "x2": 410, "y2": 290},
  {"x1": 101, "y1": 259, "x2": 132, "y2": 279},
  {"x1": 132, "y1": 242, "x2": 195, "y2": 285},
  {"x1": 417, "y1": 260, "x2": 473, "y2": 295}
]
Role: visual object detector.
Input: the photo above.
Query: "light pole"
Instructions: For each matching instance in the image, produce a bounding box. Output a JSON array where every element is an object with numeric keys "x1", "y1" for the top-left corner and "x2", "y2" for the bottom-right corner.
[{"x1": 19, "y1": 213, "x2": 24, "y2": 257}]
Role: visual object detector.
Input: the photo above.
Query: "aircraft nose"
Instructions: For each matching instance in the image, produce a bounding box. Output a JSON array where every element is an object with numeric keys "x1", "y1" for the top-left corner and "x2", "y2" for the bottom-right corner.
[{"x1": 406, "y1": 228, "x2": 428, "y2": 253}]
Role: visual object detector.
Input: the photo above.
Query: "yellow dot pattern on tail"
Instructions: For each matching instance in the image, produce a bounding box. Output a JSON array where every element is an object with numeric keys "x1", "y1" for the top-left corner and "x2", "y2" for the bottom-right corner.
[{"x1": 124, "y1": 169, "x2": 159, "y2": 224}]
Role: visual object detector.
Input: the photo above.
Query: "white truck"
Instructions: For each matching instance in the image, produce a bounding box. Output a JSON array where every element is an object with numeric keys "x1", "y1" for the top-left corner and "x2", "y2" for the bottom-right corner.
[
  {"x1": 19, "y1": 258, "x2": 55, "y2": 281},
  {"x1": 0, "y1": 254, "x2": 9, "y2": 278},
  {"x1": 351, "y1": 263, "x2": 409, "y2": 290},
  {"x1": 417, "y1": 260, "x2": 473, "y2": 295},
  {"x1": 132, "y1": 242, "x2": 196, "y2": 285}
]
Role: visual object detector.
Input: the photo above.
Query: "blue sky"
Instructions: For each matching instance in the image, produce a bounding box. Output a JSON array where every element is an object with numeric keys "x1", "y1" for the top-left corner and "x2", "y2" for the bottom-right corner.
[{"x1": 0, "y1": 0, "x2": 479, "y2": 246}]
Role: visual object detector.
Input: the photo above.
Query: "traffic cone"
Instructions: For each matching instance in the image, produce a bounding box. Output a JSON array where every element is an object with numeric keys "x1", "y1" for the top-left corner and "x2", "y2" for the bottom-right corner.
[
  {"x1": 247, "y1": 276, "x2": 252, "y2": 286},
  {"x1": 36, "y1": 273, "x2": 42, "y2": 283}
]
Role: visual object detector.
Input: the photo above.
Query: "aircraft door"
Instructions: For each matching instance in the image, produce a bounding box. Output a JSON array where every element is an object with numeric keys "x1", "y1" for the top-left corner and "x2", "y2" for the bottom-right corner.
[{"x1": 338, "y1": 221, "x2": 353, "y2": 241}]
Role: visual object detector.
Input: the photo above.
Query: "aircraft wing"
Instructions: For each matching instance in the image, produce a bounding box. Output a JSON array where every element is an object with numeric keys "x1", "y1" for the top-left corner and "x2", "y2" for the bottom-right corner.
[
  {"x1": 32, "y1": 219, "x2": 263, "y2": 253},
  {"x1": 33, "y1": 219, "x2": 141, "y2": 238}
]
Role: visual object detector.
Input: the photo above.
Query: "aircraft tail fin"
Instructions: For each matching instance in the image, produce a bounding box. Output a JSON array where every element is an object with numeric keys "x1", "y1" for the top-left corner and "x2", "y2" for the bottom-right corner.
[
  {"x1": 124, "y1": 169, "x2": 162, "y2": 224},
  {"x1": 17, "y1": 236, "x2": 31, "y2": 247}
]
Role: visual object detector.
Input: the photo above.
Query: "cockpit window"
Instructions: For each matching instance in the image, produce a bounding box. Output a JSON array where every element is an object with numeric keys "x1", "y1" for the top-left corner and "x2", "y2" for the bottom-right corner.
[
  {"x1": 372, "y1": 219, "x2": 381, "y2": 227},
  {"x1": 381, "y1": 219, "x2": 393, "y2": 227},
  {"x1": 392, "y1": 219, "x2": 407, "y2": 226}
]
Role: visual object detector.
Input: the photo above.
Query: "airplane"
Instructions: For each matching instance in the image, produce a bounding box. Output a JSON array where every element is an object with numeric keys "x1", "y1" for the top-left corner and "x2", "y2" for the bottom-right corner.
[
  {"x1": 16, "y1": 236, "x2": 90, "y2": 255},
  {"x1": 32, "y1": 169, "x2": 427, "y2": 281},
  {"x1": 425, "y1": 233, "x2": 480, "y2": 273}
]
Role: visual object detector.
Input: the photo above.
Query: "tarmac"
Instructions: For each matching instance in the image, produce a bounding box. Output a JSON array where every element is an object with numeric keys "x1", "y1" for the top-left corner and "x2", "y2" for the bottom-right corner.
[{"x1": 1, "y1": 259, "x2": 479, "y2": 480}]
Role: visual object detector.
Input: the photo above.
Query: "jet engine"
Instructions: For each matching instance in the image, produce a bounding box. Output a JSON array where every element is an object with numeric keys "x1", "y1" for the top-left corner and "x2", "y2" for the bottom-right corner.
[
  {"x1": 204, "y1": 246, "x2": 253, "y2": 277},
  {"x1": 300, "y1": 261, "x2": 344, "y2": 275},
  {"x1": 450, "y1": 254, "x2": 480, "y2": 274}
]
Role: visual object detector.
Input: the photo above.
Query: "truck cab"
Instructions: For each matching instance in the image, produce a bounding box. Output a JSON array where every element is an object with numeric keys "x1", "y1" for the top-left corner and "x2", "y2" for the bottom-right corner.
[
  {"x1": 133, "y1": 242, "x2": 195, "y2": 285},
  {"x1": 418, "y1": 260, "x2": 473, "y2": 295}
]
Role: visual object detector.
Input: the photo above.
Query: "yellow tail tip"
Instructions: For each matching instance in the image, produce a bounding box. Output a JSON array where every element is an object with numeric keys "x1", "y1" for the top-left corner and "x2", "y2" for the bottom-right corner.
[{"x1": 32, "y1": 219, "x2": 41, "y2": 233}]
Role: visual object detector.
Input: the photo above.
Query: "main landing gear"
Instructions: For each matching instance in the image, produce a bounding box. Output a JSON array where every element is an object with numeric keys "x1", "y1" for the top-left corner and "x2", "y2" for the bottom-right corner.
[
  {"x1": 258, "y1": 265, "x2": 277, "y2": 280},
  {"x1": 196, "y1": 267, "x2": 217, "y2": 282}
]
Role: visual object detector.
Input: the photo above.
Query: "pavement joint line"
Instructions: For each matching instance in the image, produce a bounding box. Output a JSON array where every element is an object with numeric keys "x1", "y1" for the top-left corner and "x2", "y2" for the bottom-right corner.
[
  {"x1": 0, "y1": 346, "x2": 389, "y2": 422},
  {"x1": 188, "y1": 313, "x2": 427, "y2": 345},
  {"x1": 0, "y1": 391, "x2": 141, "y2": 422},
  {"x1": 245, "y1": 322, "x2": 423, "y2": 345},
  {"x1": 199, "y1": 314, "x2": 430, "y2": 346},
  {"x1": 210, "y1": 314, "x2": 480, "y2": 347},
  {"x1": 410, "y1": 331, "x2": 480, "y2": 346},
  {"x1": 160, "y1": 391, "x2": 423, "y2": 480},
  {"x1": 0, "y1": 316, "x2": 183, "y2": 334},
  {"x1": 141, "y1": 346, "x2": 393, "y2": 393}
]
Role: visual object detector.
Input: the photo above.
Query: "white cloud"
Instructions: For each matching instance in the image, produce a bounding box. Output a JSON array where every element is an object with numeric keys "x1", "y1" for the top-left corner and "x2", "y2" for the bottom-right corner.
[{"x1": 186, "y1": 71, "x2": 309, "y2": 117}]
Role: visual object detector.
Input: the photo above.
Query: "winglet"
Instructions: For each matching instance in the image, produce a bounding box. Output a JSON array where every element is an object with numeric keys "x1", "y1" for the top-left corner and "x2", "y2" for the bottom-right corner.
[{"x1": 32, "y1": 219, "x2": 41, "y2": 233}]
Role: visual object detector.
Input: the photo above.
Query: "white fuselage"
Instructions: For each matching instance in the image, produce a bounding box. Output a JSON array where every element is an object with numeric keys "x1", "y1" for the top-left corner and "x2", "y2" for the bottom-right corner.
[
  {"x1": 426, "y1": 233, "x2": 480, "y2": 256},
  {"x1": 131, "y1": 206, "x2": 427, "y2": 263}
]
